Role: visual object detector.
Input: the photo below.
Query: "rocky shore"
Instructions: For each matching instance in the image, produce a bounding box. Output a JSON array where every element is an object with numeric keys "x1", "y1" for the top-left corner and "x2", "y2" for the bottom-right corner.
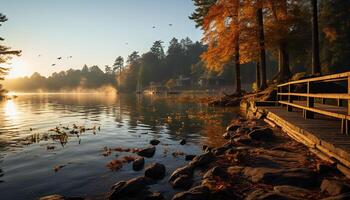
[{"x1": 40, "y1": 114, "x2": 350, "y2": 200}]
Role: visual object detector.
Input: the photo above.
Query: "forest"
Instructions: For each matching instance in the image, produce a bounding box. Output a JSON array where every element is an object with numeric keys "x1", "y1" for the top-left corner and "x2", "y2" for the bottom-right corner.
[{"x1": 1, "y1": 0, "x2": 350, "y2": 94}]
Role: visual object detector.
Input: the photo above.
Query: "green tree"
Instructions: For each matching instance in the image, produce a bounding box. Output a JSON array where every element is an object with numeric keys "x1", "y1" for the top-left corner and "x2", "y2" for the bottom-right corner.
[{"x1": 113, "y1": 56, "x2": 124, "y2": 74}]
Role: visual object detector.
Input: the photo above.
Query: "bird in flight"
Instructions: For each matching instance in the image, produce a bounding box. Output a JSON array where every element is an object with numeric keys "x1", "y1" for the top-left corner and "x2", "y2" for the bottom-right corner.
[
  {"x1": 152, "y1": 26, "x2": 156, "y2": 29},
  {"x1": 57, "y1": 57, "x2": 62, "y2": 60},
  {"x1": 38, "y1": 54, "x2": 41, "y2": 57},
  {"x1": 51, "y1": 64, "x2": 56, "y2": 66},
  {"x1": 169, "y1": 24, "x2": 173, "y2": 26}
]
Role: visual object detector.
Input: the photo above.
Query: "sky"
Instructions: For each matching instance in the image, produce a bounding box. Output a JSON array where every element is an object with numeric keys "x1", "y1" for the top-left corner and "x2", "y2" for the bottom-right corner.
[{"x1": 0, "y1": 0, "x2": 202, "y2": 78}]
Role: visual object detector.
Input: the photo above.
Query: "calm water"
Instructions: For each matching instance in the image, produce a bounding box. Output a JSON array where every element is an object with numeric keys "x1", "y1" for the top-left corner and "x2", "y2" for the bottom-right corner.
[{"x1": 0, "y1": 93, "x2": 238, "y2": 200}]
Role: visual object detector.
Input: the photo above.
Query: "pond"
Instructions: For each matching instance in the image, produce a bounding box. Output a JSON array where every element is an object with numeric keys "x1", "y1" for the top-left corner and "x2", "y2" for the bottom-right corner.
[{"x1": 0, "y1": 93, "x2": 239, "y2": 200}]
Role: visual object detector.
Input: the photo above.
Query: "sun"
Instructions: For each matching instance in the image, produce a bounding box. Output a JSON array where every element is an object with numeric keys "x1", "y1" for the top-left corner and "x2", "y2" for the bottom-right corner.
[{"x1": 5, "y1": 58, "x2": 30, "y2": 78}]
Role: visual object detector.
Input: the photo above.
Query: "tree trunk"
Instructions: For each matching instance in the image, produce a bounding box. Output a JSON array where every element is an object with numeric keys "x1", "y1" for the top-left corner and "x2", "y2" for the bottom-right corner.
[
  {"x1": 256, "y1": 61, "x2": 261, "y2": 90},
  {"x1": 257, "y1": 8, "x2": 267, "y2": 89},
  {"x1": 278, "y1": 40, "x2": 291, "y2": 81},
  {"x1": 311, "y1": 0, "x2": 321, "y2": 75},
  {"x1": 235, "y1": 42, "x2": 241, "y2": 93}
]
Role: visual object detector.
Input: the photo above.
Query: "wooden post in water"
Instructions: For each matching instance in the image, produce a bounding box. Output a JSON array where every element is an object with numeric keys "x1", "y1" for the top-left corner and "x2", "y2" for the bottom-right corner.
[{"x1": 304, "y1": 82, "x2": 314, "y2": 119}]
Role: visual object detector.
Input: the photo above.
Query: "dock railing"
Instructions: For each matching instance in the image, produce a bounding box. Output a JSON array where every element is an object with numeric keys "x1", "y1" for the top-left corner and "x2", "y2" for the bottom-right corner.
[{"x1": 277, "y1": 71, "x2": 350, "y2": 134}]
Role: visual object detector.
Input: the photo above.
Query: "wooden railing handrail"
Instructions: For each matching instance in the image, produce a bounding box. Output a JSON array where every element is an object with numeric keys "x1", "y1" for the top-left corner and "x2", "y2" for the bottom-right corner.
[
  {"x1": 278, "y1": 71, "x2": 350, "y2": 87},
  {"x1": 278, "y1": 93, "x2": 350, "y2": 100},
  {"x1": 276, "y1": 71, "x2": 350, "y2": 134}
]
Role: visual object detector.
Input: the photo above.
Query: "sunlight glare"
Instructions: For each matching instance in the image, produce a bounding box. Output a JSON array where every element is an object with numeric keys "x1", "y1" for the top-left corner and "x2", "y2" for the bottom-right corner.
[
  {"x1": 4, "y1": 100, "x2": 18, "y2": 118},
  {"x1": 4, "y1": 58, "x2": 30, "y2": 78}
]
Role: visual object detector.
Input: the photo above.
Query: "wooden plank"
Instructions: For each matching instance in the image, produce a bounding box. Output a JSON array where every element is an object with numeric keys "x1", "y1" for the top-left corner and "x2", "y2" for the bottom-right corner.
[
  {"x1": 278, "y1": 71, "x2": 350, "y2": 87},
  {"x1": 278, "y1": 93, "x2": 350, "y2": 100}
]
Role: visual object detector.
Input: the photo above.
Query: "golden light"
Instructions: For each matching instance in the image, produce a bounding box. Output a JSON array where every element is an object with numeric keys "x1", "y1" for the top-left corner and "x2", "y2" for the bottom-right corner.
[
  {"x1": 5, "y1": 58, "x2": 30, "y2": 78},
  {"x1": 4, "y1": 100, "x2": 18, "y2": 118}
]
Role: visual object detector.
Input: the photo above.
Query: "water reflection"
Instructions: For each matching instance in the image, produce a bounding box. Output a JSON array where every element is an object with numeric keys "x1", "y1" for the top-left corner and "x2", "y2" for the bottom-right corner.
[{"x1": 0, "y1": 94, "x2": 238, "y2": 199}]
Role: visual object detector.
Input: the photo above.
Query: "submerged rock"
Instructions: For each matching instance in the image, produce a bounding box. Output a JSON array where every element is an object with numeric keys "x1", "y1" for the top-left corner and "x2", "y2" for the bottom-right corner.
[
  {"x1": 180, "y1": 139, "x2": 186, "y2": 145},
  {"x1": 145, "y1": 163, "x2": 166, "y2": 180},
  {"x1": 185, "y1": 155, "x2": 196, "y2": 161},
  {"x1": 150, "y1": 139, "x2": 160, "y2": 146},
  {"x1": 132, "y1": 157, "x2": 145, "y2": 171},
  {"x1": 109, "y1": 176, "x2": 156, "y2": 200},
  {"x1": 171, "y1": 175, "x2": 193, "y2": 189},
  {"x1": 172, "y1": 185, "x2": 211, "y2": 200},
  {"x1": 138, "y1": 146, "x2": 156, "y2": 158},
  {"x1": 169, "y1": 165, "x2": 195, "y2": 183}
]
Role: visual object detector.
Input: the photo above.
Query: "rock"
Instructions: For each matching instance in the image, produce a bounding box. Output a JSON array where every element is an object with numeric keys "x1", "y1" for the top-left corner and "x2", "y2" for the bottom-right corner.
[
  {"x1": 150, "y1": 139, "x2": 160, "y2": 146},
  {"x1": 202, "y1": 145, "x2": 212, "y2": 152},
  {"x1": 226, "y1": 124, "x2": 241, "y2": 132},
  {"x1": 138, "y1": 147, "x2": 156, "y2": 158},
  {"x1": 145, "y1": 163, "x2": 166, "y2": 180},
  {"x1": 132, "y1": 157, "x2": 145, "y2": 171},
  {"x1": 185, "y1": 155, "x2": 196, "y2": 161},
  {"x1": 227, "y1": 166, "x2": 244, "y2": 175},
  {"x1": 245, "y1": 189, "x2": 299, "y2": 200},
  {"x1": 203, "y1": 166, "x2": 228, "y2": 180},
  {"x1": 248, "y1": 128, "x2": 274, "y2": 141},
  {"x1": 169, "y1": 165, "x2": 195, "y2": 183},
  {"x1": 39, "y1": 195, "x2": 65, "y2": 200},
  {"x1": 145, "y1": 192, "x2": 164, "y2": 200},
  {"x1": 180, "y1": 139, "x2": 186, "y2": 145},
  {"x1": 222, "y1": 132, "x2": 231, "y2": 139},
  {"x1": 273, "y1": 185, "x2": 313, "y2": 198},
  {"x1": 243, "y1": 167, "x2": 317, "y2": 188},
  {"x1": 321, "y1": 179, "x2": 350, "y2": 196},
  {"x1": 234, "y1": 136, "x2": 252, "y2": 145},
  {"x1": 189, "y1": 151, "x2": 215, "y2": 168},
  {"x1": 172, "y1": 185, "x2": 211, "y2": 200},
  {"x1": 171, "y1": 175, "x2": 193, "y2": 189},
  {"x1": 320, "y1": 193, "x2": 350, "y2": 200},
  {"x1": 212, "y1": 146, "x2": 229, "y2": 156},
  {"x1": 109, "y1": 176, "x2": 155, "y2": 200}
]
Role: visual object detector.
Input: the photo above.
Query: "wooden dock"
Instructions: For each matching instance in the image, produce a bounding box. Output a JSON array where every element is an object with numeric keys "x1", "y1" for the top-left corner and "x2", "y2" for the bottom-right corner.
[{"x1": 242, "y1": 71, "x2": 350, "y2": 176}]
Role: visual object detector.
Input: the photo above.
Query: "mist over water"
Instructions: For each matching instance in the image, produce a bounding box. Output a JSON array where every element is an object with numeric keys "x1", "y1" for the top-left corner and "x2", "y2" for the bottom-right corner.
[{"x1": 0, "y1": 93, "x2": 238, "y2": 199}]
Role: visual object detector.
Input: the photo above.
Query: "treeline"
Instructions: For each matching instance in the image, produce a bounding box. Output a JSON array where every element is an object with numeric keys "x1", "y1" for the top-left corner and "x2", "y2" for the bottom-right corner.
[{"x1": 3, "y1": 65, "x2": 116, "y2": 92}]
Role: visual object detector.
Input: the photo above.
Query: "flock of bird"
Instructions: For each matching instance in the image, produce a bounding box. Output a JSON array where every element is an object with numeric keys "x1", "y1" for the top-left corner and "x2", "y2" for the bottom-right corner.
[{"x1": 42, "y1": 23, "x2": 173, "y2": 67}]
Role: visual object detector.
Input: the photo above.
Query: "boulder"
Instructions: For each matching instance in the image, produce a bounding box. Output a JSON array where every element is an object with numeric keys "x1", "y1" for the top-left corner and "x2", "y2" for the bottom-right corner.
[
  {"x1": 132, "y1": 157, "x2": 145, "y2": 171},
  {"x1": 248, "y1": 128, "x2": 274, "y2": 141},
  {"x1": 150, "y1": 139, "x2": 160, "y2": 146},
  {"x1": 227, "y1": 166, "x2": 244, "y2": 175},
  {"x1": 138, "y1": 147, "x2": 156, "y2": 158},
  {"x1": 189, "y1": 151, "x2": 215, "y2": 168},
  {"x1": 169, "y1": 165, "x2": 195, "y2": 183},
  {"x1": 234, "y1": 136, "x2": 252, "y2": 145},
  {"x1": 145, "y1": 163, "x2": 166, "y2": 180},
  {"x1": 243, "y1": 167, "x2": 317, "y2": 188},
  {"x1": 321, "y1": 179, "x2": 350, "y2": 196},
  {"x1": 171, "y1": 175, "x2": 193, "y2": 189},
  {"x1": 180, "y1": 139, "x2": 186, "y2": 145},
  {"x1": 109, "y1": 176, "x2": 156, "y2": 200},
  {"x1": 172, "y1": 185, "x2": 211, "y2": 200}
]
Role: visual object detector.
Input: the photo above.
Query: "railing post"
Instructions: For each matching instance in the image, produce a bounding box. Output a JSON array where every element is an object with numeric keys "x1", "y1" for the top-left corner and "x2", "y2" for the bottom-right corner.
[
  {"x1": 287, "y1": 84, "x2": 293, "y2": 112},
  {"x1": 304, "y1": 81, "x2": 314, "y2": 119},
  {"x1": 341, "y1": 75, "x2": 350, "y2": 135}
]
